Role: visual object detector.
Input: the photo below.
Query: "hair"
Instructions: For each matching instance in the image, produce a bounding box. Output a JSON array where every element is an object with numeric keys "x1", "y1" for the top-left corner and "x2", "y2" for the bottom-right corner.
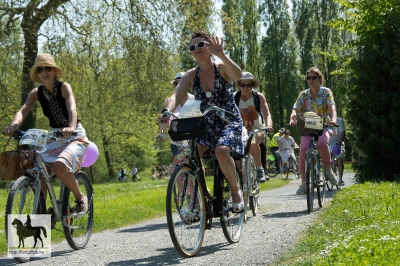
[
  {"x1": 285, "y1": 129, "x2": 290, "y2": 134},
  {"x1": 191, "y1": 30, "x2": 210, "y2": 41},
  {"x1": 306, "y1": 67, "x2": 324, "y2": 84}
]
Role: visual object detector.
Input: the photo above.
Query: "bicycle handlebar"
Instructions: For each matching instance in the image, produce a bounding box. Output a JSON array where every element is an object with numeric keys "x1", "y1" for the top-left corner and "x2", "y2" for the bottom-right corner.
[{"x1": 11, "y1": 129, "x2": 78, "y2": 140}]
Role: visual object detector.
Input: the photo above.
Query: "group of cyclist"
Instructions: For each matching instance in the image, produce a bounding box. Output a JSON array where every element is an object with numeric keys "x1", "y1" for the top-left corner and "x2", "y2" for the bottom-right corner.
[{"x1": 158, "y1": 30, "x2": 345, "y2": 211}]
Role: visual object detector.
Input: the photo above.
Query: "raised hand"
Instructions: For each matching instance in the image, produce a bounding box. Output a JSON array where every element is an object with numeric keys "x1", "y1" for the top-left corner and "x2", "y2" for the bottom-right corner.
[{"x1": 206, "y1": 36, "x2": 224, "y2": 58}]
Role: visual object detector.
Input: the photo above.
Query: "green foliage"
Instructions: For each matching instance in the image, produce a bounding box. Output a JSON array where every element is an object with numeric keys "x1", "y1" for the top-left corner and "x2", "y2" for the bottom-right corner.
[
  {"x1": 347, "y1": 10, "x2": 400, "y2": 182},
  {"x1": 276, "y1": 182, "x2": 400, "y2": 265}
]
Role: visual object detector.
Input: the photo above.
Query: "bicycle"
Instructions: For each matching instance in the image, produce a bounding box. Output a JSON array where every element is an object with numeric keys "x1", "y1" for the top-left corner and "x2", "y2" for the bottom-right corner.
[
  {"x1": 279, "y1": 147, "x2": 300, "y2": 180},
  {"x1": 327, "y1": 143, "x2": 341, "y2": 191},
  {"x1": 5, "y1": 129, "x2": 94, "y2": 263},
  {"x1": 164, "y1": 106, "x2": 244, "y2": 257},
  {"x1": 240, "y1": 127, "x2": 268, "y2": 219},
  {"x1": 264, "y1": 133, "x2": 279, "y2": 177},
  {"x1": 292, "y1": 113, "x2": 338, "y2": 213}
]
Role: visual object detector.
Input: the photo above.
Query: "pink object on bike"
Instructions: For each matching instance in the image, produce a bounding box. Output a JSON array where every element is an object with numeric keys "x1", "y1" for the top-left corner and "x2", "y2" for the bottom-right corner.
[
  {"x1": 332, "y1": 143, "x2": 341, "y2": 155},
  {"x1": 82, "y1": 141, "x2": 99, "y2": 167}
]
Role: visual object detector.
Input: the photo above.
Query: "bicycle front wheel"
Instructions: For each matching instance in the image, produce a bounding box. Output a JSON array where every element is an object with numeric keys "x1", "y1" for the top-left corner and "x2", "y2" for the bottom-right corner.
[
  {"x1": 290, "y1": 158, "x2": 300, "y2": 179},
  {"x1": 166, "y1": 164, "x2": 206, "y2": 258},
  {"x1": 265, "y1": 159, "x2": 278, "y2": 177},
  {"x1": 246, "y1": 155, "x2": 259, "y2": 216},
  {"x1": 306, "y1": 159, "x2": 316, "y2": 213},
  {"x1": 221, "y1": 169, "x2": 244, "y2": 244},
  {"x1": 62, "y1": 172, "x2": 94, "y2": 250},
  {"x1": 5, "y1": 175, "x2": 46, "y2": 263}
]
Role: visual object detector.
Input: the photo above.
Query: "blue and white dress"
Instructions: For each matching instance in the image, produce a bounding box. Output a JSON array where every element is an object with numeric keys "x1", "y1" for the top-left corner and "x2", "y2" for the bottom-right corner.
[{"x1": 192, "y1": 63, "x2": 243, "y2": 159}]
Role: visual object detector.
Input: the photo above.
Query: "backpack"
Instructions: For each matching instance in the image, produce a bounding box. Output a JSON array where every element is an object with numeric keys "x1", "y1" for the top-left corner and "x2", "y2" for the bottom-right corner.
[{"x1": 234, "y1": 90, "x2": 264, "y2": 124}]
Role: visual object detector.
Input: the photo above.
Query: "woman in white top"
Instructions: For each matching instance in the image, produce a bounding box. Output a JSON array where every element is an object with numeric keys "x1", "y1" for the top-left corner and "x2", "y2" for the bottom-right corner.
[{"x1": 278, "y1": 129, "x2": 298, "y2": 172}]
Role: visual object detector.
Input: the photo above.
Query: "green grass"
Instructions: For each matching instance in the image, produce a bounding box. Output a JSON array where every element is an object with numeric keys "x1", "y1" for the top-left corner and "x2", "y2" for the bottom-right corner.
[
  {"x1": 274, "y1": 181, "x2": 400, "y2": 265},
  {"x1": 0, "y1": 175, "x2": 289, "y2": 256}
]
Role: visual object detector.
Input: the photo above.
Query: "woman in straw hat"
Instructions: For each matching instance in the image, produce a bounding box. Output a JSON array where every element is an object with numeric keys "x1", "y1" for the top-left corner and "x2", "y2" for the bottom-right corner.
[
  {"x1": 234, "y1": 72, "x2": 273, "y2": 183},
  {"x1": 3, "y1": 53, "x2": 89, "y2": 214}
]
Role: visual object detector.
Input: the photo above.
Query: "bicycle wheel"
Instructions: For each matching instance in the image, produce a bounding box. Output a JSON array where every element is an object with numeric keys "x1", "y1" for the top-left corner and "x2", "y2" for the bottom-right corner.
[
  {"x1": 291, "y1": 158, "x2": 300, "y2": 179},
  {"x1": 62, "y1": 172, "x2": 94, "y2": 250},
  {"x1": 5, "y1": 175, "x2": 46, "y2": 263},
  {"x1": 166, "y1": 164, "x2": 206, "y2": 258},
  {"x1": 317, "y1": 164, "x2": 326, "y2": 208},
  {"x1": 239, "y1": 159, "x2": 249, "y2": 222},
  {"x1": 246, "y1": 155, "x2": 259, "y2": 216},
  {"x1": 265, "y1": 159, "x2": 278, "y2": 177},
  {"x1": 306, "y1": 159, "x2": 316, "y2": 213},
  {"x1": 221, "y1": 169, "x2": 244, "y2": 244}
]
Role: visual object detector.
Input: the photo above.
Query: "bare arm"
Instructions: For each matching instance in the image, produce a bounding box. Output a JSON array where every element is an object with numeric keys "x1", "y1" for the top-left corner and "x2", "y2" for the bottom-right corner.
[
  {"x1": 257, "y1": 92, "x2": 273, "y2": 129},
  {"x1": 328, "y1": 104, "x2": 337, "y2": 126},
  {"x1": 3, "y1": 88, "x2": 38, "y2": 136},
  {"x1": 61, "y1": 82, "x2": 77, "y2": 137}
]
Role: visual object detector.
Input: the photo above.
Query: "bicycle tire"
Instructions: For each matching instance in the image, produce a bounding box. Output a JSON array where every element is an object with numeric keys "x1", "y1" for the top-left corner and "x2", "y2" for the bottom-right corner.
[
  {"x1": 327, "y1": 155, "x2": 339, "y2": 191},
  {"x1": 166, "y1": 164, "x2": 206, "y2": 258},
  {"x1": 317, "y1": 164, "x2": 326, "y2": 208},
  {"x1": 220, "y1": 168, "x2": 244, "y2": 244},
  {"x1": 306, "y1": 159, "x2": 315, "y2": 213},
  {"x1": 62, "y1": 172, "x2": 94, "y2": 250},
  {"x1": 246, "y1": 155, "x2": 258, "y2": 216},
  {"x1": 5, "y1": 175, "x2": 46, "y2": 263},
  {"x1": 291, "y1": 158, "x2": 300, "y2": 179},
  {"x1": 239, "y1": 159, "x2": 249, "y2": 222},
  {"x1": 265, "y1": 159, "x2": 278, "y2": 177}
]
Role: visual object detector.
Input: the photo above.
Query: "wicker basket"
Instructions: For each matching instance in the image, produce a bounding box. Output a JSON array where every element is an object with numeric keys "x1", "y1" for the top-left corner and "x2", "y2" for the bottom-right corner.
[
  {"x1": 296, "y1": 115, "x2": 323, "y2": 136},
  {"x1": 0, "y1": 150, "x2": 34, "y2": 180}
]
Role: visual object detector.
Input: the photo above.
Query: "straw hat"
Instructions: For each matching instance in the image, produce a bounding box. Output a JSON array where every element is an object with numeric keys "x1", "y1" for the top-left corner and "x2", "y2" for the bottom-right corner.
[
  {"x1": 237, "y1": 72, "x2": 260, "y2": 88},
  {"x1": 170, "y1": 72, "x2": 184, "y2": 84},
  {"x1": 29, "y1": 53, "x2": 63, "y2": 83},
  {"x1": 279, "y1": 128, "x2": 285, "y2": 134}
]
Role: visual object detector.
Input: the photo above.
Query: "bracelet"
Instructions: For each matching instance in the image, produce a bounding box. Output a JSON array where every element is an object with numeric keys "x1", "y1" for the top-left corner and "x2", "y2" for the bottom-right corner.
[{"x1": 161, "y1": 108, "x2": 170, "y2": 114}]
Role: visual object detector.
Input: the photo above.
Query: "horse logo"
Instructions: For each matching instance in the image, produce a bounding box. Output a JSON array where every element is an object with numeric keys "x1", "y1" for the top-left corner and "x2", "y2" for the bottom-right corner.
[{"x1": 11, "y1": 215, "x2": 47, "y2": 248}]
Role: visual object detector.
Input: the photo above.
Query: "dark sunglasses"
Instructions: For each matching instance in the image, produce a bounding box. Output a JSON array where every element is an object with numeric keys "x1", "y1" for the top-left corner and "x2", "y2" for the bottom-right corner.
[
  {"x1": 239, "y1": 83, "x2": 253, "y2": 88},
  {"x1": 285, "y1": 132, "x2": 290, "y2": 135},
  {"x1": 189, "y1": 41, "x2": 209, "y2": 52},
  {"x1": 173, "y1": 81, "x2": 179, "y2": 86},
  {"x1": 305, "y1": 76, "x2": 318, "y2": 81},
  {"x1": 36, "y1": 67, "x2": 53, "y2": 74}
]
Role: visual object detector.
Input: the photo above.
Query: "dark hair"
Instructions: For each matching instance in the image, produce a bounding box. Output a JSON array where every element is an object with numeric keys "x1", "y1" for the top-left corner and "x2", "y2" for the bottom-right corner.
[{"x1": 191, "y1": 30, "x2": 210, "y2": 41}]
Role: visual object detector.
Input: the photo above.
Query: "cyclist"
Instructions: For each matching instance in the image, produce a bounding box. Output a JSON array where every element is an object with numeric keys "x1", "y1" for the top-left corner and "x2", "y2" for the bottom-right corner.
[
  {"x1": 234, "y1": 72, "x2": 273, "y2": 183},
  {"x1": 278, "y1": 129, "x2": 299, "y2": 173},
  {"x1": 159, "y1": 72, "x2": 195, "y2": 167},
  {"x1": 269, "y1": 128, "x2": 285, "y2": 172},
  {"x1": 289, "y1": 67, "x2": 338, "y2": 195},
  {"x1": 159, "y1": 30, "x2": 244, "y2": 212},
  {"x1": 2, "y1": 53, "x2": 89, "y2": 213},
  {"x1": 329, "y1": 117, "x2": 346, "y2": 186}
]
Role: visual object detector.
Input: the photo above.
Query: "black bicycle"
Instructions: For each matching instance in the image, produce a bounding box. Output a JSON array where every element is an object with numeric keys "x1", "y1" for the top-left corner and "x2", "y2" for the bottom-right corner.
[{"x1": 164, "y1": 106, "x2": 244, "y2": 258}]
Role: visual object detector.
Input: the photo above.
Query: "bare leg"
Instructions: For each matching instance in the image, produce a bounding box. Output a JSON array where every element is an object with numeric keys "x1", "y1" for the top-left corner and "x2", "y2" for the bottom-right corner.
[
  {"x1": 54, "y1": 161, "x2": 84, "y2": 201},
  {"x1": 249, "y1": 132, "x2": 264, "y2": 167}
]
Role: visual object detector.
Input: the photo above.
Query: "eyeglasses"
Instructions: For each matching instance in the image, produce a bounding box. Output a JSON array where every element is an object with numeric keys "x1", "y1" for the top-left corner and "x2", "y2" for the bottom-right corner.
[
  {"x1": 189, "y1": 41, "x2": 209, "y2": 52},
  {"x1": 37, "y1": 67, "x2": 53, "y2": 74},
  {"x1": 173, "y1": 81, "x2": 179, "y2": 86},
  {"x1": 239, "y1": 83, "x2": 253, "y2": 88},
  {"x1": 285, "y1": 132, "x2": 290, "y2": 135},
  {"x1": 305, "y1": 76, "x2": 318, "y2": 81}
]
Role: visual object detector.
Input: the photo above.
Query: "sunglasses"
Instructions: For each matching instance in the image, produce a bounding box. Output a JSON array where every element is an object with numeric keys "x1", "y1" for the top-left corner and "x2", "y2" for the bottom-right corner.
[
  {"x1": 239, "y1": 83, "x2": 253, "y2": 88},
  {"x1": 173, "y1": 81, "x2": 179, "y2": 86},
  {"x1": 305, "y1": 76, "x2": 319, "y2": 81},
  {"x1": 189, "y1": 41, "x2": 209, "y2": 52},
  {"x1": 37, "y1": 67, "x2": 53, "y2": 74},
  {"x1": 285, "y1": 132, "x2": 290, "y2": 135}
]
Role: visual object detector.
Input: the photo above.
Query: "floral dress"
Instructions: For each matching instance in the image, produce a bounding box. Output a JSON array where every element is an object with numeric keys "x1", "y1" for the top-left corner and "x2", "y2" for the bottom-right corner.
[{"x1": 193, "y1": 63, "x2": 243, "y2": 159}]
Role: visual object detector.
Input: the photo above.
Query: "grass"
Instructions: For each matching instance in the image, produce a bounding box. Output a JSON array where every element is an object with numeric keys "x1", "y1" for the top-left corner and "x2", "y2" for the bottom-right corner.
[
  {"x1": 274, "y1": 181, "x2": 400, "y2": 265},
  {"x1": 0, "y1": 174, "x2": 290, "y2": 256}
]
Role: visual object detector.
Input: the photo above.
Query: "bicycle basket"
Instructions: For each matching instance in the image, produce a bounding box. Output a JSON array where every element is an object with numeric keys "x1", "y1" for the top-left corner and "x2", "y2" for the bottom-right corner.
[
  {"x1": 0, "y1": 150, "x2": 34, "y2": 180},
  {"x1": 19, "y1": 129, "x2": 48, "y2": 148},
  {"x1": 168, "y1": 117, "x2": 207, "y2": 141},
  {"x1": 296, "y1": 114, "x2": 323, "y2": 136}
]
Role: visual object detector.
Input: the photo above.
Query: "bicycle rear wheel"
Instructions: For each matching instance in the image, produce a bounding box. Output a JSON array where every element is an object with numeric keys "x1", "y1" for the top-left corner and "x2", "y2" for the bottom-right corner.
[
  {"x1": 265, "y1": 159, "x2": 278, "y2": 177},
  {"x1": 246, "y1": 155, "x2": 259, "y2": 216},
  {"x1": 5, "y1": 175, "x2": 46, "y2": 263},
  {"x1": 221, "y1": 169, "x2": 244, "y2": 243},
  {"x1": 166, "y1": 164, "x2": 206, "y2": 258},
  {"x1": 290, "y1": 158, "x2": 300, "y2": 179},
  {"x1": 62, "y1": 172, "x2": 94, "y2": 250}
]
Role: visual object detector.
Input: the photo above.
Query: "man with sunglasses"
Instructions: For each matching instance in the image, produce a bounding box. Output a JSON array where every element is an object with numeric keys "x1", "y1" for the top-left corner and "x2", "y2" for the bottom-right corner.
[
  {"x1": 159, "y1": 72, "x2": 195, "y2": 167},
  {"x1": 234, "y1": 72, "x2": 273, "y2": 183},
  {"x1": 289, "y1": 67, "x2": 338, "y2": 195},
  {"x1": 159, "y1": 30, "x2": 245, "y2": 212}
]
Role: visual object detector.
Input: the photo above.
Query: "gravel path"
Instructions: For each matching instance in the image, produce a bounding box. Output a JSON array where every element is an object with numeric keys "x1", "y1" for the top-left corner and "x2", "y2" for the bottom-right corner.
[{"x1": 0, "y1": 173, "x2": 355, "y2": 266}]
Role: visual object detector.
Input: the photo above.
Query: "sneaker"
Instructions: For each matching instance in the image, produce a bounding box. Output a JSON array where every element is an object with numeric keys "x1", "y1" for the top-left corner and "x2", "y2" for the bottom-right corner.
[
  {"x1": 328, "y1": 170, "x2": 338, "y2": 186},
  {"x1": 231, "y1": 190, "x2": 244, "y2": 213},
  {"x1": 74, "y1": 195, "x2": 88, "y2": 214},
  {"x1": 338, "y1": 179, "x2": 345, "y2": 186},
  {"x1": 296, "y1": 182, "x2": 307, "y2": 195},
  {"x1": 257, "y1": 168, "x2": 267, "y2": 183}
]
